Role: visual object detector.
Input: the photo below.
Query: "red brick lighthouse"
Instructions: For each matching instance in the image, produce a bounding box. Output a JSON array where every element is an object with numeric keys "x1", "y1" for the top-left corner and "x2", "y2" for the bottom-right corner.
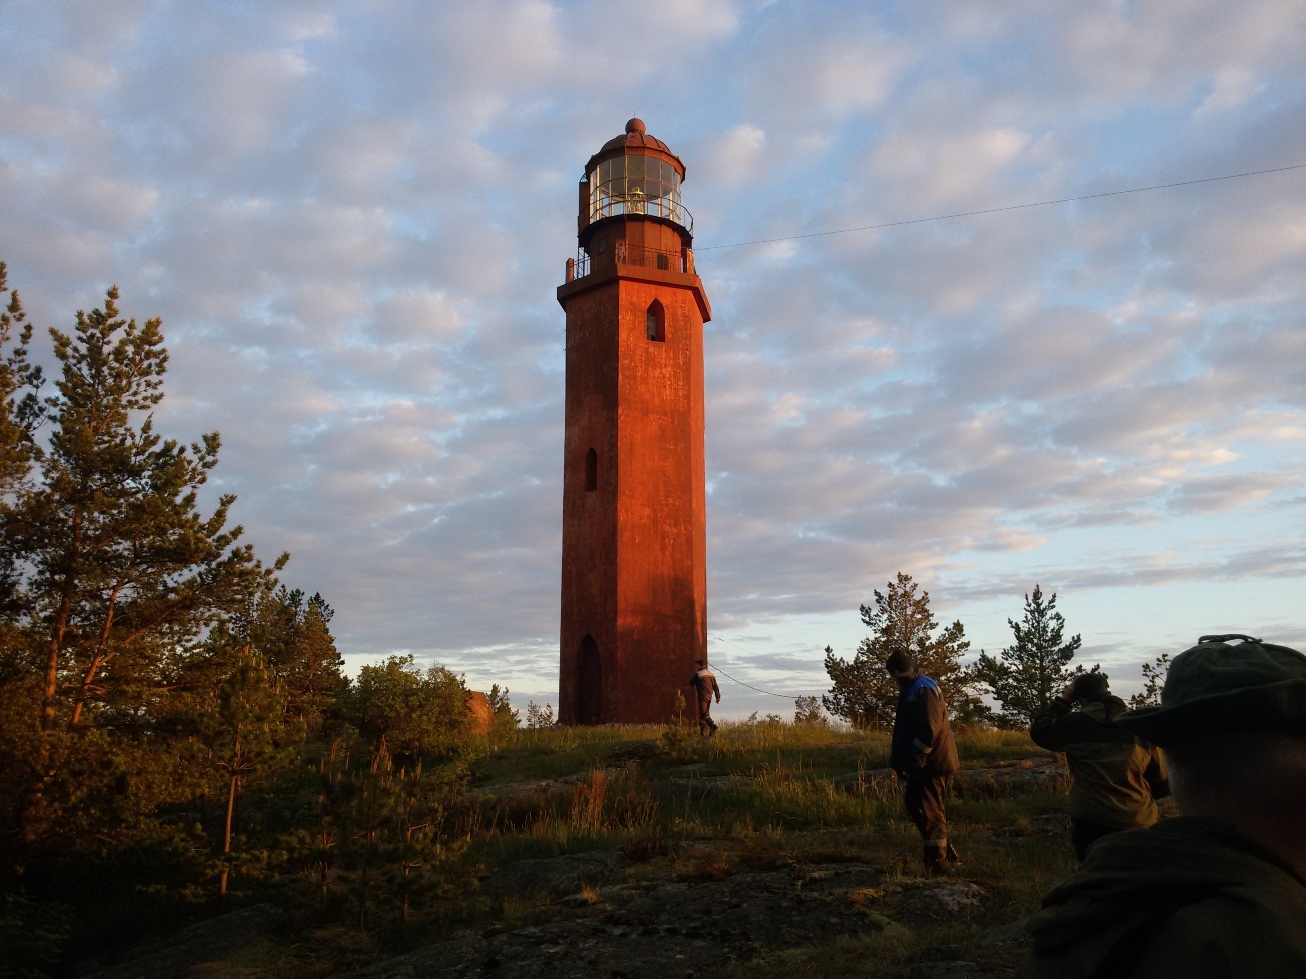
[{"x1": 557, "y1": 119, "x2": 711, "y2": 726}]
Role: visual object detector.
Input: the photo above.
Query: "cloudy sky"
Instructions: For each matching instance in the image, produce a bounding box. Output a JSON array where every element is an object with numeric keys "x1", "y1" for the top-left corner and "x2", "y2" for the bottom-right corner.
[{"x1": 3, "y1": 0, "x2": 1304, "y2": 716}]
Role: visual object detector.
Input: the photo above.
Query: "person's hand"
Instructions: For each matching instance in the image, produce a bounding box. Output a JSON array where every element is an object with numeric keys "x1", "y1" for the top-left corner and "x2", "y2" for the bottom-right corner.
[{"x1": 1059, "y1": 682, "x2": 1078, "y2": 702}]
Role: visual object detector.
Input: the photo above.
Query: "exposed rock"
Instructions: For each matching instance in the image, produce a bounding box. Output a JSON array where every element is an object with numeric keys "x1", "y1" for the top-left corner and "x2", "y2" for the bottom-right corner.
[
  {"x1": 659, "y1": 773, "x2": 753, "y2": 801},
  {"x1": 952, "y1": 759, "x2": 1065, "y2": 798},
  {"x1": 344, "y1": 862, "x2": 887, "y2": 978},
  {"x1": 891, "y1": 882, "x2": 993, "y2": 920},
  {"x1": 833, "y1": 768, "x2": 897, "y2": 794},
  {"x1": 1026, "y1": 812, "x2": 1071, "y2": 836},
  {"x1": 483, "y1": 850, "x2": 627, "y2": 898},
  {"x1": 80, "y1": 904, "x2": 280, "y2": 979},
  {"x1": 466, "y1": 691, "x2": 496, "y2": 735},
  {"x1": 469, "y1": 771, "x2": 599, "y2": 808},
  {"x1": 975, "y1": 920, "x2": 1030, "y2": 948},
  {"x1": 883, "y1": 962, "x2": 1015, "y2": 979},
  {"x1": 607, "y1": 740, "x2": 660, "y2": 761},
  {"x1": 833, "y1": 760, "x2": 1064, "y2": 799}
]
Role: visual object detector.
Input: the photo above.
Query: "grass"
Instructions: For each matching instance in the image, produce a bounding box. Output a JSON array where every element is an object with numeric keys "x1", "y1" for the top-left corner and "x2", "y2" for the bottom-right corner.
[
  {"x1": 455, "y1": 723, "x2": 1067, "y2": 869},
  {"x1": 453, "y1": 721, "x2": 1075, "y2": 977},
  {"x1": 135, "y1": 722, "x2": 1080, "y2": 978}
]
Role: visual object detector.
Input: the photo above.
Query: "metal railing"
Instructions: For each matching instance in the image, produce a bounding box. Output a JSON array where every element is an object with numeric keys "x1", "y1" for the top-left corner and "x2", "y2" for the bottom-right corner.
[
  {"x1": 588, "y1": 194, "x2": 694, "y2": 235},
  {"x1": 568, "y1": 243, "x2": 696, "y2": 282}
]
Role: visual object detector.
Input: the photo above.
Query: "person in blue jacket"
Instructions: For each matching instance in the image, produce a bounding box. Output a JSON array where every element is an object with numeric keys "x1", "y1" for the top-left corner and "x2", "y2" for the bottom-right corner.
[{"x1": 887, "y1": 649, "x2": 961, "y2": 872}]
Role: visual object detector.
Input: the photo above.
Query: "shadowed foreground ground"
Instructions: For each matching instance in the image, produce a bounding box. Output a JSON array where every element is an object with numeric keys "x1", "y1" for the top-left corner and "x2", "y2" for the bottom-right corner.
[{"x1": 82, "y1": 724, "x2": 1101, "y2": 978}]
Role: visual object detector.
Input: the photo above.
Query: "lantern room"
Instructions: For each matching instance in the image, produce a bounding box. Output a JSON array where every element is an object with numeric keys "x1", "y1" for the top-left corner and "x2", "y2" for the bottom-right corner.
[{"x1": 573, "y1": 118, "x2": 694, "y2": 281}]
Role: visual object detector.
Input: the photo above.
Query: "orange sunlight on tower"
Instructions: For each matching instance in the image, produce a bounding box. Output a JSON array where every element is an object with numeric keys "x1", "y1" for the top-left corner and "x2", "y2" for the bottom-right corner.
[{"x1": 557, "y1": 119, "x2": 711, "y2": 725}]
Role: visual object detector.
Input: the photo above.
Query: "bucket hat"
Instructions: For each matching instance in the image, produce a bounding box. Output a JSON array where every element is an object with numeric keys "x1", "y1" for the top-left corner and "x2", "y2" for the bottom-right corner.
[{"x1": 1115, "y1": 634, "x2": 1306, "y2": 744}]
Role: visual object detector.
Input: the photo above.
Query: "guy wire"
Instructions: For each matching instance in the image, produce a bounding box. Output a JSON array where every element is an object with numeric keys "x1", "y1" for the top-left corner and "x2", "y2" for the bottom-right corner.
[{"x1": 695, "y1": 162, "x2": 1306, "y2": 252}]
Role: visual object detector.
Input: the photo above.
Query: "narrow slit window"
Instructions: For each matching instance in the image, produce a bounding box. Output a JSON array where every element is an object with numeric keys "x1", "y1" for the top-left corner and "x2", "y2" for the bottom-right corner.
[
  {"x1": 585, "y1": 448, "x2": 597, "y2": 491},
  {"x1": 646, "y1": 300, "x2": 665, "y2": 342}
]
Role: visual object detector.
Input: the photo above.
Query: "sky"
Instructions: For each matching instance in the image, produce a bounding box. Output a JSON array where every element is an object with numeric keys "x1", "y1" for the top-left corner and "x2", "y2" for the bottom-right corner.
[{"x1": 2, "y1": 0, "x2": 1304, "y2": 718}]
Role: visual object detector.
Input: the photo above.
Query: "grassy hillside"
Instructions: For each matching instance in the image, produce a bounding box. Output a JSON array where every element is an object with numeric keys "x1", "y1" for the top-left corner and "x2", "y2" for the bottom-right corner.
[{"x1": 82, "y1": 721, "x2": 1105, "y2": 978}]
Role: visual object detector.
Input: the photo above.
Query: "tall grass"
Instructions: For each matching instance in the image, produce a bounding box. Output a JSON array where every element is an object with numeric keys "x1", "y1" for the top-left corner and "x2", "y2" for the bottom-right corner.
[{"x1": 465, "y1": 719, "x2": 1069, "y2": 872}]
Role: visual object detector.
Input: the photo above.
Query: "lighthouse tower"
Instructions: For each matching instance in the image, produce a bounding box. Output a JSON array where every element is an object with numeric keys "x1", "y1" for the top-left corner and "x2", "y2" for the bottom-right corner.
[{"x1": 557, "y1": 119, "x2": 711, "y2": 726}]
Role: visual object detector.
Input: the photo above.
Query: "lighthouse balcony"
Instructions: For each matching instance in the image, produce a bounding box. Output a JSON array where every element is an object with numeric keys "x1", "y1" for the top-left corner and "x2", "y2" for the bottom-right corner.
[
  {"x1": 567, "y1": 242, "x2": 696, "y2": 282},
  {"x1": 588, "y1": 194, "x2": 694, "y2": 235}
]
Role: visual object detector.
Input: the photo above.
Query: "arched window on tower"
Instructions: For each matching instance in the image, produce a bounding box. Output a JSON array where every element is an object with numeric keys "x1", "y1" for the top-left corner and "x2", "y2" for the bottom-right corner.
[
  {"x1": 585, "y1": 447, "x2": 597, "y2": 491},
  {"x1": 646, "y1": 300, "x2": 665, "y2": 342}
]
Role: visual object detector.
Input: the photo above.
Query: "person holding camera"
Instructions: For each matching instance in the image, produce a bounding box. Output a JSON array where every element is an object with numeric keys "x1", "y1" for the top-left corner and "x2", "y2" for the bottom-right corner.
[
  {"x1": 1030, "y1": 671, "x2": 1169, "y2": 861},
  {"x1": 1020, "y1": 635, "x2": 1306, "y2": 978}
]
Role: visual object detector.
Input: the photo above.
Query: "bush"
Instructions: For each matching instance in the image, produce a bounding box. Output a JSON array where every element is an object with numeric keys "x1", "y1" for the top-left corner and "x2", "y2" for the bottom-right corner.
[{"x1": 342, "y1": 655, "x2": 469, "y2": 759}]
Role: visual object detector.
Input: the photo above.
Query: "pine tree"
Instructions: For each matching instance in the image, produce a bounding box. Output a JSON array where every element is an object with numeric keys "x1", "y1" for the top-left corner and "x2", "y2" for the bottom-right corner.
[
  {"x1": 823, "y1": 572, "x2": 975, "y2": 730},
  {"x1": 1128, "y1": 653, "x2": 1171, "y2": 709},
  {"x1": 485, "y1": 683, "x2": 520, "y2": 731},
  {"x1": 0, "y1": 262, "x2": 44, "y2": 496},
  {"x1": 0, "y1": 264, "x2": 46, "y2": 848},
  {"x1": 7, "y1": 283, "x2": 284, "y2": 843},
  {"x1": 199, "y1": 648, "x2": 298, "y2": 895},
  {"x1": 969, "y1": 584, "x2": 1085, "y2": 727},
  {"x1": 234, "y1": 587, "x2": 345, "y2": 733},
  {"x1": 793, "y1": 695, "x2": 826, "y2": 725}
]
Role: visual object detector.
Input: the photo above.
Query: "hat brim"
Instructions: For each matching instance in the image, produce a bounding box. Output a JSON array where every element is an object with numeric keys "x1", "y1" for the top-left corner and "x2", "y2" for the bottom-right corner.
[{"x1": 1114, "y1": 679, "x2": 1306, "y2": 744}]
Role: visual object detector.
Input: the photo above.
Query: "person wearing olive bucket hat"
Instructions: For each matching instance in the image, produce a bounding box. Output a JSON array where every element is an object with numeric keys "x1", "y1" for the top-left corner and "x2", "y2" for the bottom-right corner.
[{"x1": 1020, "y1": 634, "x2": 1306, "y2": 979}]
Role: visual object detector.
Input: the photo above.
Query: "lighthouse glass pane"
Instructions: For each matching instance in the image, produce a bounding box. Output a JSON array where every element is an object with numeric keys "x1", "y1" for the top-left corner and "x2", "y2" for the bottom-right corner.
[{"x1": 589, "y1": 155, "x2": 684, "y2": 226}]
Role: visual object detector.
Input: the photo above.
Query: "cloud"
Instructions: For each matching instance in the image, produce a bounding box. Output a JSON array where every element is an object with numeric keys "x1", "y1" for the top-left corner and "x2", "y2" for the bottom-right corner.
[{"x1": 1, "y1": 0, "x2": 1303, "y2": 700}]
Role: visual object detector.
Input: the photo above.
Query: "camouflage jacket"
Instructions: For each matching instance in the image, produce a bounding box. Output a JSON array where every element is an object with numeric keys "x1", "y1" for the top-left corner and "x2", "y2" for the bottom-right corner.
[{"x1": 1030, "y1": 695, "x2": 1168, "y2": 828}]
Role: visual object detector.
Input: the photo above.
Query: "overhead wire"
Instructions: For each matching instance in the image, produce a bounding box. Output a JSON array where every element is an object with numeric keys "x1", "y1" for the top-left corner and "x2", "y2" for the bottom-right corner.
[
  {"x1": 694, "y1": 162, "x2": 1306, "y2": 252},
  {"x1": 640, "y1": 164, "x2": 1306, "y2": 694},
  {"x1": 707, "y1": 632, "x2": 823, "y2": 699},
  {"x1": 708, "y1": 662, "x2": 808, "y2": 700}
]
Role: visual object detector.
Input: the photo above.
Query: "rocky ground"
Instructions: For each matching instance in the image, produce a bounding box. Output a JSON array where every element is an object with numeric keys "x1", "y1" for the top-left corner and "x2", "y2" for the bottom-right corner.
[
  {"x1": 82, "y1": 737, "x2": 1069, "y2": 979},
  {"x1": 88, "y1": 849, "x2": 1025, "y2": 979},
  {"x1": 348, "y1": 850, "x2": 1015, "y2": 979}
]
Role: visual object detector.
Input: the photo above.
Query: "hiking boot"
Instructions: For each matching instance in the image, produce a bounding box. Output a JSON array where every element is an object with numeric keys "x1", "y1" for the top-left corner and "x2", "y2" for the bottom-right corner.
[{"x1": 924, "y1": 843, "x2": 961, "y2": 876}]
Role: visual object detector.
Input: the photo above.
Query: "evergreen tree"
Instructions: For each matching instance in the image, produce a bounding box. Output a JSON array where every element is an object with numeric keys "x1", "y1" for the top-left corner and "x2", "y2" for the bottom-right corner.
[
  {"x1": 5, "y1": 283, "x2": 284, "y2": 844},
  {"x1": 0, "y1": 263, "x2": 44, "y2": 670},
  {"x1": 0, "y1": 262, "x2": 44, "y2": 496},
  {"x1": 485, "y1": 683, "x2": 520, "y2": 731},
  {"x1": 199, "y1": 648, "x2": 298, "y2": 895},
  {"x1": 793, "y1": 695, "x2": 826, "y2": 726},
  {"x1": 236, "y1": 587, "x2": 345, "y2": 733},
  {"x1": 823, "y1": 572, "x2": 975, "y2": 730},
  {"x1": 969, "y1": 584, "x2": 1085, "y2": 727},
  {"x1": 1128, "y1": 653, "x2": 1171, "y2": 710}
]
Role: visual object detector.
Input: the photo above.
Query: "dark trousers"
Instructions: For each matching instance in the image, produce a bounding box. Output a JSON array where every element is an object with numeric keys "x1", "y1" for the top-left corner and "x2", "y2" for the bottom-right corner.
[
  {"x1": 698, "y1": 698, "x2": 717, "y2": 735},
  {"x1": 904, "y1": 775, "x2": 950, "y2": 850},
  {"x1": 1071, "y1": 817, "x2": 1123, "y2": 862}
]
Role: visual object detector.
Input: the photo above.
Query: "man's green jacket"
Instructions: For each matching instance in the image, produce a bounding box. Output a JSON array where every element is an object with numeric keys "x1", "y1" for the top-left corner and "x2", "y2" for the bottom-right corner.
[
  {"x1": 1020, "y1": 818, "x2": 1306, "y2": 978},
  {"x1": 1030, "y1": 694, "x2": 1167, "y2": 828}
]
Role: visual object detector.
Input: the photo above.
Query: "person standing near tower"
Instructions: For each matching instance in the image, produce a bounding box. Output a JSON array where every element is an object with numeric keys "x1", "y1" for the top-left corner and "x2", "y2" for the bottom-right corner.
[
  {"x1": 690, "y1": 660, "x2": 720, "y2": 736},
  {"x1": 887, "y1": 650, "x2": 961, "y2": 872}
]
